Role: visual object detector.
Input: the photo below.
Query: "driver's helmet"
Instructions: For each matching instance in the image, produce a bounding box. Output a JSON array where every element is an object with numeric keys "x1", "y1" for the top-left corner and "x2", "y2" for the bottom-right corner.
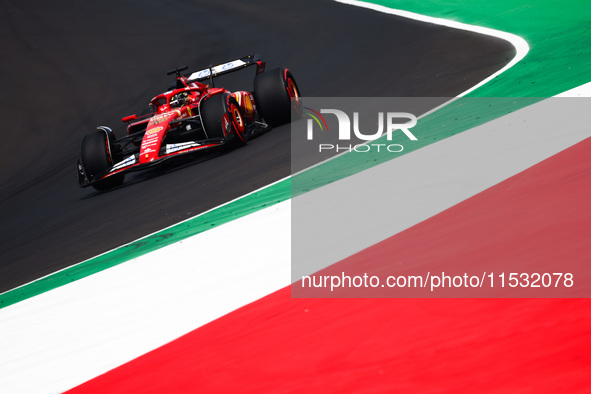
[{"x1": 170, "y1": 92, "x2": 189, "y2": 108}]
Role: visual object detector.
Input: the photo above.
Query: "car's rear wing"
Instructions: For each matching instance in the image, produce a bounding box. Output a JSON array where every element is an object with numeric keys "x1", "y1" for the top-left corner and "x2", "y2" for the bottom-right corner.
[{"x1": 186, "y1": 54, "x2": 266, "y2": 83}]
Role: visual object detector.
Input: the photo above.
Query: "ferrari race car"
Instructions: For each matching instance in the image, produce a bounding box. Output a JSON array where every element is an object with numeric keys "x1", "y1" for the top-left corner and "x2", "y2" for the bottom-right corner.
[{"x1": 76, "y1": 54, "x2": 301, "y2": 190}]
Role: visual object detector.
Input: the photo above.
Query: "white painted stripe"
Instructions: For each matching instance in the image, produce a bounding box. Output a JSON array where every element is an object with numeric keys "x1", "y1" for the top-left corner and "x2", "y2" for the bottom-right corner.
[
  {"x1": 334, "y1": 0, "x2": 529, "y2": 98},
  {"x1": 555, "y1": 80, "x2": 591, "y2": 97},
  {"x1": 0, "y1": 200, "x2": 291, "y2": 394}
]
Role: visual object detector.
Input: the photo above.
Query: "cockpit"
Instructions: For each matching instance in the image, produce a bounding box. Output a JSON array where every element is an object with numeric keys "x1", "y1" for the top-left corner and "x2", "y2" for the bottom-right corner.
[{"x1": 170, "y1": 92, "x2": 190, "y2": 108}]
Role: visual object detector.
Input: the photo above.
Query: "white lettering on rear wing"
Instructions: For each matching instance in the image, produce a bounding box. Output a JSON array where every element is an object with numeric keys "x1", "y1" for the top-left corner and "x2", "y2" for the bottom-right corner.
[{"x1": 189, "y1": 59, "x2": 247, "y2": 80}]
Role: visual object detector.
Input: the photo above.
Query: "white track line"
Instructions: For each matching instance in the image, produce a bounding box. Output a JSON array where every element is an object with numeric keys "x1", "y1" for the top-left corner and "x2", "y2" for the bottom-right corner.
[
  {"x1": 335, "y1": 0, "x2": 529, "y2": 98},
  {"x1": 556, "y1": 81, "x2": 591, "y2": 97}
]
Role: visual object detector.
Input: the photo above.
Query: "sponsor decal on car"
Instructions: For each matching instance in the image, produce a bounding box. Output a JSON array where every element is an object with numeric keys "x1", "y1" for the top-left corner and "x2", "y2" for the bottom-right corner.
[
  {"x1": 188, "y1": 59, "x2": 246, "y2": 80},
  {"x1": 141, "y1": 131, "x2": 160, "y2": 150},
  {"x1": 165, "y1": 141, "x2": 200, "y2": 154},
  {"x1": 146, "y1": 126, "x2": 164, "y2": 135},
  {"x1": 150, "y1": 109, "x2": 182, "y2": 125},
  {"x1": 110, "y1": 155, "x2": 136, "y2": 171}
]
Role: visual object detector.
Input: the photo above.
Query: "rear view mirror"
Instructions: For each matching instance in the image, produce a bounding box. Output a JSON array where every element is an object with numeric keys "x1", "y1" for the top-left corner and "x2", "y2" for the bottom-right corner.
[{"x1": 121, "y1": 114, "x2": 137, "y2": 123}]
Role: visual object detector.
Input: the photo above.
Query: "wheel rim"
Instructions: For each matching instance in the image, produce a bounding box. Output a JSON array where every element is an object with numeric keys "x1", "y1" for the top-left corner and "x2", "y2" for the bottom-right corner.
[
  {"x1": 287, "y1": 78, "x2": 299, "y2": 100},
  {"x1": 230, "y1": 103, "x2": 247, "y2": 143},
  {"x1": 231, "y1": 105, "x2": 244, "y2": 131},
  {"x1": 287, "y1": 78, "x2": 302, "y2": 115}
]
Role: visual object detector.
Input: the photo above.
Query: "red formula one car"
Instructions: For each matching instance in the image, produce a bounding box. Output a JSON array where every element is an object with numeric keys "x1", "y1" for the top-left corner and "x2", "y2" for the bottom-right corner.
[{"x1": 77, "y1": 54, "x2": 301, "y2": 190}]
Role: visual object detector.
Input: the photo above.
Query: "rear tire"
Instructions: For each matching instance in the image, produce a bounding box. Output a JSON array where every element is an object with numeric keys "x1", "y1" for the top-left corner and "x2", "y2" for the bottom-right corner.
[
  {"x1": 80, "y1": 131, "x2": 124, "y2": 191},
  {"x1": 253, "y1": 67, "x2": 302, "y2": 127}
]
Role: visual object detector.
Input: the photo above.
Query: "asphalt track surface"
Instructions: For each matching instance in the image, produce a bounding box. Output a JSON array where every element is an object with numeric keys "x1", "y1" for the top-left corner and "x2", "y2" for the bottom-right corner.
[{"x1": 0, "y1": 0, "x2": 513, "y2": 293}]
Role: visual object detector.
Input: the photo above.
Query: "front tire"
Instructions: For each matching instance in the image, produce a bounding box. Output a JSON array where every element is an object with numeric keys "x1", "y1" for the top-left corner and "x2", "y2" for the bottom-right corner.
[
  {"x1": 200, "y1": 93, "x2": 248, "y2": 147},
  {"x1": 253, "y1": 67, "x2": 302, "y2": 127},
  {"x1": 80, "y1": 130, "x2": 124, "y2": 191}
]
